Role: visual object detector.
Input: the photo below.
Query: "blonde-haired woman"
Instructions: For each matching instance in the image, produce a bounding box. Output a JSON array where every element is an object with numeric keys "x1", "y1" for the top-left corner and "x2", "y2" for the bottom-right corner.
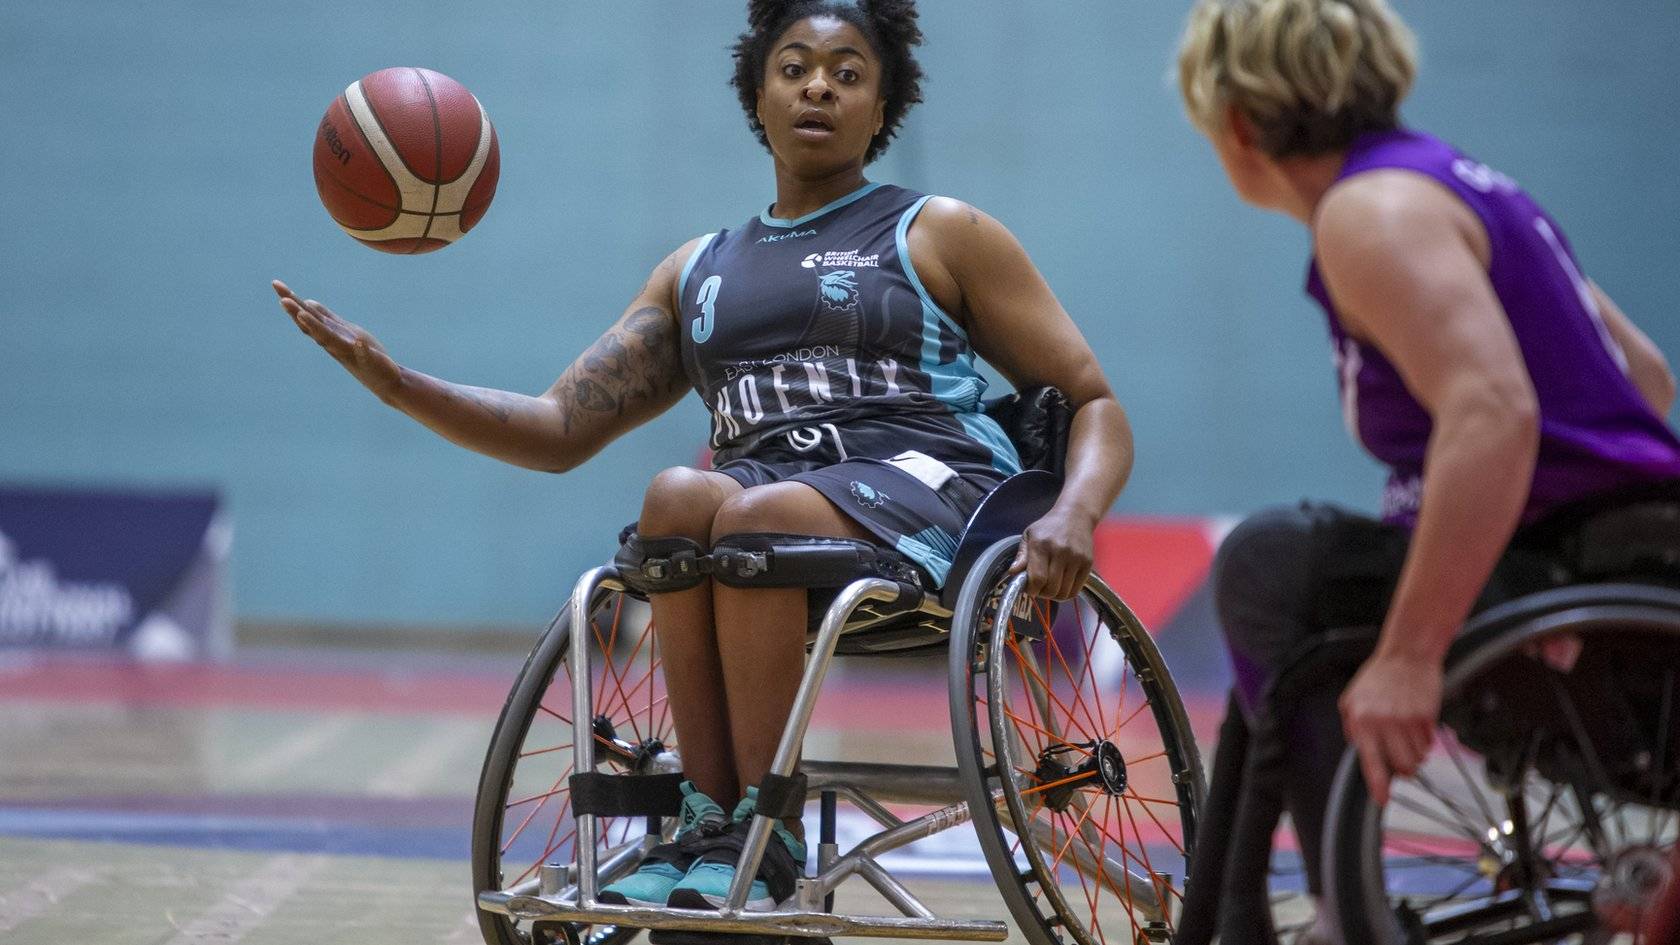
[{"x1": 1176, "y1": 0, "x2": 1680, "y2": 940}]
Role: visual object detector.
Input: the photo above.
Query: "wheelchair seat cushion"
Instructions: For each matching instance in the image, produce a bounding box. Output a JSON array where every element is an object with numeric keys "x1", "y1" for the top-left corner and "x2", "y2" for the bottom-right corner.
[{"x1": 712, "y1": 452, "x2": 1002, "y2": 588}]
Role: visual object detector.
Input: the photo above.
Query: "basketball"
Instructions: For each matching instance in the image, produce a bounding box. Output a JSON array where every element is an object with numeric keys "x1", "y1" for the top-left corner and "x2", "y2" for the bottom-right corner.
[{"x1": 312, "y1": 67, "x2": 500, "y2": 254}]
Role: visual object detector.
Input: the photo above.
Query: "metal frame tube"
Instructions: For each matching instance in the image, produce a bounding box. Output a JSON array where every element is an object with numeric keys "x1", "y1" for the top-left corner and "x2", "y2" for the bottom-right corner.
[
  {"x1": 568, "y1": 566, "x2": 617, "y2": 906},
  {"x1": 723, "y1": 578, "x2": 904, "y2": 910}
]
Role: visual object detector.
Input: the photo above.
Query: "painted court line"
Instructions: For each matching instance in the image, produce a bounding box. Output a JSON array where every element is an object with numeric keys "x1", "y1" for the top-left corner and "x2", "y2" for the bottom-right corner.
[
  {"x1": 367, "y1": 718, "x2": 482, "y2": 798},
  {"x1": 0, "y1": 866, "x2": 102, "y2": 934},
  {"x1": 233, "y1": 716, "x2": 356, "y2": 786},
  {"x1": 164, "y1": 853, "x2": 327, "y2": 945}
]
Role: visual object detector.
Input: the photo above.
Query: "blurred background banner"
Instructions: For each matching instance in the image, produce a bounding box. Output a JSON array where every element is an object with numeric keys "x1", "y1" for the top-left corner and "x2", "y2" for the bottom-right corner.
[{"x1": 0, "y1": 488, "x2": 232, "y2": 659}]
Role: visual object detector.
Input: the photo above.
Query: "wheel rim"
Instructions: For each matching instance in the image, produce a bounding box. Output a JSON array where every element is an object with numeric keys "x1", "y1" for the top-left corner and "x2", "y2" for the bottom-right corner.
[
  {"x1": 479, "y1": 591, "x2": 673, "y2": 945},
  {"x1": 958, "y1": 539, "x2": 1202, "y2": 945},
  {"x1": 1350, "y1": 613, "x2": 1680, "y2": 945}
]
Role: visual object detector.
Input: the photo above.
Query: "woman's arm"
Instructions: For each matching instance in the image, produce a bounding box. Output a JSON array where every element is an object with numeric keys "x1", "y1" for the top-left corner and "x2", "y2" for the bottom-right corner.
[
  {"x1": 274, "y1": 238, "x2": 699, "y2": 473},
  {"x1": 1314, "y1": 171, "x2": 1541, "y2": 806},
  {"x1": 907, "y1": 198, "x2": 1132, "y2": 601},
  {"x1": 1590, "y1": 280, "x2": 1677, "y2": 416}
]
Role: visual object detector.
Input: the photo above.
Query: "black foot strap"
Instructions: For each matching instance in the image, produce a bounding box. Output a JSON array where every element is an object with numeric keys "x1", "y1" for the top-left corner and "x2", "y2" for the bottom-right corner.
[{"x1": 568, "y1": 772, "x2": 684, "y2": 817}]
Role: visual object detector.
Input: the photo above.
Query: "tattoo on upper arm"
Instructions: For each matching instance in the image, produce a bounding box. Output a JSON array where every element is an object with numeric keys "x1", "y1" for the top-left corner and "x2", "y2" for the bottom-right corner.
[
  {"x1": 968, "y1": 208, "x2": 980, "y2": 225},
  {"x1": 551, "y1": 304, "x2": 685, "y2": 431}
]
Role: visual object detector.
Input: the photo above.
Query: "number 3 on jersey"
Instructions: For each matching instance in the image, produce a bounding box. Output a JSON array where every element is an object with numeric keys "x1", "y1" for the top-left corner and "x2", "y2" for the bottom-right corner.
[{"x1": 691, "y1": 275, "x2": 722, "y2": 344}]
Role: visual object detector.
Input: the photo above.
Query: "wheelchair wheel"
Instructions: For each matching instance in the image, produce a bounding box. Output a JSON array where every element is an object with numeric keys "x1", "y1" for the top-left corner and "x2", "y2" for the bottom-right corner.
[
  {"x1": 952, "y1": 537, "x2": 1206, "y2": 945},
  {"x1": 472, "y1": 587, "x2": 673, "y2": 945},
  {"x1": 1325, "y1": 587, "x2": 1680, "y2": 945}
]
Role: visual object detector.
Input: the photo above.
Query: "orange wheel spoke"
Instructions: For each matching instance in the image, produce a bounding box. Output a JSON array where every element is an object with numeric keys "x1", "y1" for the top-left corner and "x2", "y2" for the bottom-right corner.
[
  {"x1": 1122, "y1": 787, "x2": 1187, "y2": 858},
  {"x1": 1007, "y1": 636, "x2": 1094, "y2": 742},
  {"x1": 1109, "y1": 698, "x2": 1151, "y2": 739},
  {"x1": 1020, "y1": 769, "x2": 1100, "y2": 799},
  {"x1": 1043, "y1": 617, "x2": 1104, "y2": 737},
  {"x1": 539, "y1": 704, "x2": 573, "y2": 725},
  {"x1": 518, "y1": 742, "x2": 574, "y2": 759},
  {"x1": 1050, "y1": 797, "x2": 1102, "y2": 872}
]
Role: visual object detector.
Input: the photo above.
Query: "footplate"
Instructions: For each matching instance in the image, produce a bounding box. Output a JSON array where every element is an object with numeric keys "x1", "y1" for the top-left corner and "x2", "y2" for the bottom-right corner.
[{"x1": 476, "y1": 892, "x2": 1010, "y2": 942}]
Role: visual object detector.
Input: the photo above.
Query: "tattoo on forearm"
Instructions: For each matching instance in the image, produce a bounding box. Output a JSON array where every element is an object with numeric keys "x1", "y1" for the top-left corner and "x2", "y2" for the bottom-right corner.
[{"x1": 442, "y1": 384, "x2": 521, "y2": 423}]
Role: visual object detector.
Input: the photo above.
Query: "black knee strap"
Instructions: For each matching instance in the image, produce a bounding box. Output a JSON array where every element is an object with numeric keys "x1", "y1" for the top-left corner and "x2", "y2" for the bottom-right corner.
[
  {"x1": 616, "y1": 526, "x2": 713, "y2": 595},
  {"x1": 709, "y1": 533, "x2": 923, "y2": 589}
]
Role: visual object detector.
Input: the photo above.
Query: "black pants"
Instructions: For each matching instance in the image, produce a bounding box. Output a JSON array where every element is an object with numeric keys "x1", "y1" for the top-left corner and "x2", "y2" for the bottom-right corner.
[{"x1": 1193, "y1": 486, "x2": 1680, "y2": 944}]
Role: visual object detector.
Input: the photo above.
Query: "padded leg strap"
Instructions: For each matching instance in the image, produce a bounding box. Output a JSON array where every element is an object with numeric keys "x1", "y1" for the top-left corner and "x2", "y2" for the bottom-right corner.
[
  {"x1": 568, "y1": 771, "x2": 685, "y2": 817},
  {"x1": 615, "y1": 527, "x2": 712, "y2": 595},
  {"x1": 710, "y1": 533, "x2": 923, "y2": 589},
  {"x1": 753, "y1": 773, "x2": 809, "y2": 820}
]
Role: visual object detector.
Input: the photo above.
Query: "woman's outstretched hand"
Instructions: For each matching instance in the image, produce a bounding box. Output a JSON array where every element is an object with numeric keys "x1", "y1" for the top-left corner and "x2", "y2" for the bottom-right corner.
[{"x1": 273, "y1": 280, "x2": 403, "y2": 403}]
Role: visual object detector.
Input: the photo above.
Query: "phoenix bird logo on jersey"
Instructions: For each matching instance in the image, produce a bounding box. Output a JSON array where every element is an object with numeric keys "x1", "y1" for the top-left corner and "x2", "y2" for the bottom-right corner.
[
  {"x1": 819, "y1": 270, "x2": 860, "y2": 312},
  {"x1": 849, "y1": 480, "x2": 890, "y2": 510}
]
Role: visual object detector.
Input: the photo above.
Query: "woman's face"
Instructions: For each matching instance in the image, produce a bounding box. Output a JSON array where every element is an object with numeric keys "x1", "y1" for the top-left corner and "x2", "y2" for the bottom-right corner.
[{"x1": 755, "y1": 15, "x2": 886, "y2": 175}]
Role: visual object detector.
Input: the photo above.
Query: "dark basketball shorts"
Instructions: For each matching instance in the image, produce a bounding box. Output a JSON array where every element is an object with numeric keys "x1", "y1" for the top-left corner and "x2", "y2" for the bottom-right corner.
[{"x1": 714, "y1": 450, "x2": 1006, "y2": 588}]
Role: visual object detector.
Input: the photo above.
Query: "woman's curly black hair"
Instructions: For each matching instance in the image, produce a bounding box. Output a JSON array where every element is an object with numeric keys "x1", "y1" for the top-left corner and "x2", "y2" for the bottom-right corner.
[{"x1": 731, "y1": 0, "x2": 925, "y2": 164}]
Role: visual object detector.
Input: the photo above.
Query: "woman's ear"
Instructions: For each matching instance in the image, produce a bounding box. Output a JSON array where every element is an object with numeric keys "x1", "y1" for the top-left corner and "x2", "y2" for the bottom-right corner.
[{"x1": 1225, "y1": 102, "x2": 1258, "y2": 151}]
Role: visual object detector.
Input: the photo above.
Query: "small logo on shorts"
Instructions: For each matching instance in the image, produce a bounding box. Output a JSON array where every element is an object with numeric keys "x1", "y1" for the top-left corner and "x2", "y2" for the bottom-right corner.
[{"x1": 850, "y1": 480, "x2": 890, "y2": 510}]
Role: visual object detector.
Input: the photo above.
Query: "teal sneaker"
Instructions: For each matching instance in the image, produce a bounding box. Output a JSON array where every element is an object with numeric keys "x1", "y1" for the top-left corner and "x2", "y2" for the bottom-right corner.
[
  {"x1": 665, "y1": 786, "x2": 807, "y2": 911},
  {"x1": 598, "y1": 781, "x2": 727, "y2": 907}
]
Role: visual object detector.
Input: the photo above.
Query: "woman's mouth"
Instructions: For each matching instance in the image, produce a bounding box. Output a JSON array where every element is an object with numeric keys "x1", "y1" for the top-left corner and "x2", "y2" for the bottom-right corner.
[{"x1": 793, "y1": 110, "x2": 835, "y2": 138}]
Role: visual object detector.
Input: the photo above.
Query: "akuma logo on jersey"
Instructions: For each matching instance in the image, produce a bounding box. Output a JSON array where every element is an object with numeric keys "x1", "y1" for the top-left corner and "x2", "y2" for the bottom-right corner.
[
  {"x1": 758, "y1": 228, "x2": 817, "y2": 244},
  {"x1": 818, "y1": 270, "x2": 860, "y2": 311}
]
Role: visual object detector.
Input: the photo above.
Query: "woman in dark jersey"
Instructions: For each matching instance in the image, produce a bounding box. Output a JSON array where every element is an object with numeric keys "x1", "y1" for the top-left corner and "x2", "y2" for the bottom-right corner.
[
  {"x1": 273, "y1": 0, "x2": 1128, "y2": 912},
  {"x1": 1176, "y1": 0, "x2": 1680, "y2": 938}
]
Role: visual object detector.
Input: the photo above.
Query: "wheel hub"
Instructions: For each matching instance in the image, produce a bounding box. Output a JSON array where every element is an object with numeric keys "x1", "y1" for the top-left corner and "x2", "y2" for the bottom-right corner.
[
  {"x1": 1032, "y1": 740, "x2": 1128, "y2": 813},
  {"x1": 1593, "y1": 844, "x2": 1672, "y2": 933}
]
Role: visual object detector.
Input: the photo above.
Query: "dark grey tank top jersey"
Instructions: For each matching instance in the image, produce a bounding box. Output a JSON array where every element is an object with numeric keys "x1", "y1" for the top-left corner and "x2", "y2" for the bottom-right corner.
[{"x1": 675, "y1": 182, "x2": 1024, "y2": 583}]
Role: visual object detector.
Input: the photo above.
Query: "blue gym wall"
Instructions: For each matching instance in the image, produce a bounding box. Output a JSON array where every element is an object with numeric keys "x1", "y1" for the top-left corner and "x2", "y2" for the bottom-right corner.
[{"x1": 3, "y1": 2, "x2": 1676, "y2": 629}]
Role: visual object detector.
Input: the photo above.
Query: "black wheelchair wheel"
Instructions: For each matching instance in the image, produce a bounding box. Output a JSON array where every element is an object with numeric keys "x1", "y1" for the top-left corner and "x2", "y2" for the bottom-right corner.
[
  {"x1": 472, "y1": 588, "x2": 674, "y2": 945},
  {"x1": 1325, "y1": 586, "x2": 1680, "y2": 945},
  {"x1": 951, "y1": 537, "x2": 1206, "y2": 945}
]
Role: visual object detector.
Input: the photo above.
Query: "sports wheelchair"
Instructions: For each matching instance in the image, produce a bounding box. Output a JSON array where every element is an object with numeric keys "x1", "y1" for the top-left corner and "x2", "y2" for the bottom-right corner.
[
  {"x1": 470, "y1": 388, "x2": 1207, "y2": 945},
  {"x1": 1181, "y1": 496, "x2": 1680, "y2": 945}
]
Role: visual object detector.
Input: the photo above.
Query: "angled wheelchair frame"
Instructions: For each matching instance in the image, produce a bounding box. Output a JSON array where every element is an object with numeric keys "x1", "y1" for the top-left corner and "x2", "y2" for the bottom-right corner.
[
  {"x1": 472, "y1": 470, "x2": 1207, "y2": 945},
  {"x1": 1180, "y1": 579, "x2": 1680, "y2": 945}
]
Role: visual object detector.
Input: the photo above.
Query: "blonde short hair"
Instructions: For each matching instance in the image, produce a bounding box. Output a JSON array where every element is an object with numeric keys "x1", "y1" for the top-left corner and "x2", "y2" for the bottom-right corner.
[{"x1": 1177, "y1": 0, "x2": 1418, "y2": 157}]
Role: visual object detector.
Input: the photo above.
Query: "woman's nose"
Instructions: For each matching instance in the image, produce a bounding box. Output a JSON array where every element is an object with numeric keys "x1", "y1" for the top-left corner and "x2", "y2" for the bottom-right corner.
[{"x1": 802, "y1": 74, "x2": 835, "y2": 102}]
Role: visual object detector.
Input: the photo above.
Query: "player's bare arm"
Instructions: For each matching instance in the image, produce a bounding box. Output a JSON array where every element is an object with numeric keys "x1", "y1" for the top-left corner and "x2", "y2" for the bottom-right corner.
[
  {"x1": 907, "y1": 197, "x2": 1133, "y2": 600},
  {"x1": 1590, "y1": 280, "x2": 1677, "y2": 415},
  {"x1": 1315, "y1": 172, "x2": 1540, "y2": 803},
  {"x1": 272, "y1": 238, "x2": 696, "y2": 473}
]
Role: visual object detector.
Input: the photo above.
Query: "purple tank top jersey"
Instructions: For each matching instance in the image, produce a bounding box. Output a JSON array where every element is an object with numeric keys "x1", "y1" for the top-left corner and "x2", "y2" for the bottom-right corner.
[{"x1": 1306, "y1": 129, "x2": 1680, "y2": 526}]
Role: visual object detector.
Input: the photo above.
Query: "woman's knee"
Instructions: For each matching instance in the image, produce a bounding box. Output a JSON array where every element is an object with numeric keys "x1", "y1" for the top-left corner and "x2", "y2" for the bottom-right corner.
[
  {"x1": 1211, "y1": 506, "x2": 1319, "y2": 616},
  {"x1": 711, "y1": 482, "x2": 851, "y2": 539},
  {"x1": 640, "y1": 466, "x2": 736, "y2": 540}
]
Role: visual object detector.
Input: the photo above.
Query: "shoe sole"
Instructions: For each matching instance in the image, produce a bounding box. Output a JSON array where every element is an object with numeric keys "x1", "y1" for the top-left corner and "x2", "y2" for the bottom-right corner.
[
  {"x1": 665, "y1": 887, "x2": 776, "y2": 912},
  {"x1": 598, "y1": 891, "x2": 671, "y2": 908}
]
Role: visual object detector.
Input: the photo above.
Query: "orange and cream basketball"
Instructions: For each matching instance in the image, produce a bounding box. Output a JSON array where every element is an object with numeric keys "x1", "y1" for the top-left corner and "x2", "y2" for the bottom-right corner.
[{"x1": 312, "y1": 67, "x2": 500, "y2": 254}]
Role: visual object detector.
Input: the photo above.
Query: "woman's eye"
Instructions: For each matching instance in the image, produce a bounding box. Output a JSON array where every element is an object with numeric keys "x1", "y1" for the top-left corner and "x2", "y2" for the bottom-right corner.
[
  {"x1": 837, "y1": 69, "x2": 859, "y2": 83},
  {"x1": 781, "y1": 63, "x2": 804, "y2": 78}
]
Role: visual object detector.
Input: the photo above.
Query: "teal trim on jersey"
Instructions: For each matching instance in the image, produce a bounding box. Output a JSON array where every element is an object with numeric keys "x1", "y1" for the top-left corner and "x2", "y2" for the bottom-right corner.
[
  {"x1": 760, "y1": 181, "x2": 885, "y2": 228},
  {"x1": 958, "y1": 413, "x2": 1024, "y2": 476},
  {"x1": 896, "y1": 525, "x2": 958, "y2": 587},
  {"x1": 895, "y1": 196, "x2": 1021, "y2": 476},
  {"x1": 678, "y1": 232, "x2": 718, "y2": 302},
  {"x1": 893, "y1": 196, "x2": 970, "y2": 343}
]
